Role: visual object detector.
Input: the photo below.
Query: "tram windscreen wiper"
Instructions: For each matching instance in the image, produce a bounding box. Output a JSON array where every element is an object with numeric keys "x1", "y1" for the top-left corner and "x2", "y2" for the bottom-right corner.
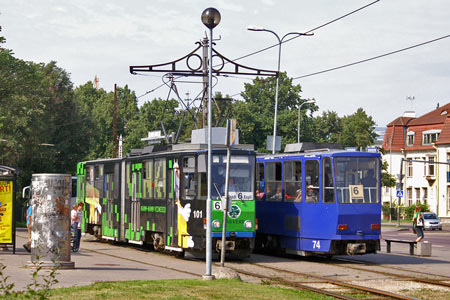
[{"x1": 213, "y1": 183, "x2": 223, "y2": 199}]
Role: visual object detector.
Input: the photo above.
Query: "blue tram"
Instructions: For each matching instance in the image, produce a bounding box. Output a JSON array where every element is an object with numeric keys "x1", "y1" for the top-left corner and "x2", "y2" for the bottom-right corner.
[{"x1": 255, "y1": 148, "x2": 381, "y2": 256}]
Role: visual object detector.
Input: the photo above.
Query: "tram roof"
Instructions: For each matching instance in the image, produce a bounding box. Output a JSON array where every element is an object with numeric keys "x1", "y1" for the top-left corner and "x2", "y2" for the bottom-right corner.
[
  {"x1": 257, "y1": 149, "x2": 380, "y2": 160},
  {"x1": 80, "y1": 143, "x2": 255, "y2": 164}
]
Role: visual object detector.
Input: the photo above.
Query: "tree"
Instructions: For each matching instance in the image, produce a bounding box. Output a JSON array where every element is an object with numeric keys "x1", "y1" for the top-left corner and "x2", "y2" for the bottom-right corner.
[
  {"x1": 313, "y1": 110, "x2": 343, "y2": 143},
  {"x1": 338, "y1": 108, "x2": 377, "y2": 149},
  {"x1": 234, "y1": 73, "x2": 316, "y2": 151}
]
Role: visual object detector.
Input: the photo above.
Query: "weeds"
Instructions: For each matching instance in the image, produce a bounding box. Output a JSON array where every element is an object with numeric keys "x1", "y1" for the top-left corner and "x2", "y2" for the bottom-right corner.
[{"x1": 0, "y1": 256, "x2": 60, "y2": 300}]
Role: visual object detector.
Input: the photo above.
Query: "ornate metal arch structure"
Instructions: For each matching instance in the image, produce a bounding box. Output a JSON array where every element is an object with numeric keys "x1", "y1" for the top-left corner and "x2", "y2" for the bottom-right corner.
[{"x1": 129, "y1": 41, "x2": 278, "y2": 77}]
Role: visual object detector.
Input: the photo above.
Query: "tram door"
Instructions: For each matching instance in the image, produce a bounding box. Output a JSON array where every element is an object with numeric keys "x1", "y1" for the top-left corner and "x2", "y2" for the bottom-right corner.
[
  {"x1": 301, "y1": 159, "x2": 323, "y2": 243},
  {"x1": 103, "y1": 171, "x2": 114, "y2": 238},
  {"x1": 166, "y1": 159, "x2": 178, "y2": 247},
  {"x1": 130, "y1": 163, "x2": 142, "y2": 242}
]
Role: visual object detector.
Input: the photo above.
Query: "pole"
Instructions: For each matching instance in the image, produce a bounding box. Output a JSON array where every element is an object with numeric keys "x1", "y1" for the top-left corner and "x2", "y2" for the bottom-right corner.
[
  {"x1": 220, "y1": 120, "x2": 232, "y2": 267},
  {"x1": 272, "y1": 39, "x2": 281, "y2": 154},
  {"x1": 397, "y1": 158, "x2": 404, "y2": 226},
  {"x1": 205, "y1": 26, "x2": 213, "y2": 279}
]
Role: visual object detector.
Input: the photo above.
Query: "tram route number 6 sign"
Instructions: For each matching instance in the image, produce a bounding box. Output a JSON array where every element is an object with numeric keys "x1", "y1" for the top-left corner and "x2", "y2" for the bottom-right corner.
[{"x1": 349, "y1": 185, "x2": 364, "y2": 203}]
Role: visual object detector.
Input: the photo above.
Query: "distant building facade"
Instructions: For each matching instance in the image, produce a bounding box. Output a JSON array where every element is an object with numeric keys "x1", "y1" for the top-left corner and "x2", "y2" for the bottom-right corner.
[{"x1": 382, "y1": 104, "x2": 450, "y2": 221}]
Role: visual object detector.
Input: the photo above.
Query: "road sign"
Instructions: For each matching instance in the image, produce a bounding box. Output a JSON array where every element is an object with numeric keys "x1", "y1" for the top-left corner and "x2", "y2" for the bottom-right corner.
[{"x1": 396, "y1": 190, "x2": 404, "y2": 197}]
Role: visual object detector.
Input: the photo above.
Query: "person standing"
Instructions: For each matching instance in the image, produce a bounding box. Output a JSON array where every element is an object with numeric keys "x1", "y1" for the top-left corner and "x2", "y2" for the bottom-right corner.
[
  {"x1": 23, "y1": 200, "x2": 32, "y2": 252},
  {"x1": 413, "y1": 206, "x2": 425, "y2": 242},
  {"x1": 71, "y1": 204, "x2": 77, "y2": 251},
  {"x1": 72, "y1": 202, "x2": 84, "y2": 252}
]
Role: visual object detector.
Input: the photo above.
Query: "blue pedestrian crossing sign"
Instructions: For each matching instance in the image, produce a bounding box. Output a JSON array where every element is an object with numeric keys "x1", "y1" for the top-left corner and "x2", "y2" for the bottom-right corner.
[{"x1": 396, "y1": 190, "x2": 404, "y2": 197}]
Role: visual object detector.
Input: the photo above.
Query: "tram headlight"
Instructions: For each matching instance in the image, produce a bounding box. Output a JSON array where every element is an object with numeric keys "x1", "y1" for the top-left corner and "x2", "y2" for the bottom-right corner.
[
  {"x1": 244, "y1": 220, "x2": 252, "y2": 229},
  {"x1": 212, "y1": 219, "x2": 221, "y2": 229}
]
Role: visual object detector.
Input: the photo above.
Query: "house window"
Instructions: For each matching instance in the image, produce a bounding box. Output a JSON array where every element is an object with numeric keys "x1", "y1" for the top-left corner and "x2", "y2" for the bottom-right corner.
[
  {"x1": 428, "y1": 156, "x2": 435, "y2": 176},
  {"x1": 407, "y1": 187, "x2": 413, "y2": 206},
  {"x1": 407, "y1": 160, "x2": 413, "y2": 177},
  {"x1": 422, "y1": 130, "x2": 441, "y2": 145},
  {"x1": 406, "y1": 132, "x2": 415, "y2": 146},
  {"x1": 422, "y1": 187, "x2": 428, "y2": 203},
  {"x1": 415, "y1": 188, "x2": 420, "y2": 203}
]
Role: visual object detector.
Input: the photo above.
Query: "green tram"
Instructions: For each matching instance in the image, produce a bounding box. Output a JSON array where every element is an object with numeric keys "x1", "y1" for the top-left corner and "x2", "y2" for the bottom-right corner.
[{"x1": 76, "y1": 142, "x2": 256, "y2": 259}]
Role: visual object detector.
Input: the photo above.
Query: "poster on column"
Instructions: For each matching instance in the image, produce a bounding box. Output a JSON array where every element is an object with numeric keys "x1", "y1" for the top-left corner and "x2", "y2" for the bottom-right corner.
[{"x1": 0, "y1": 180, "x2": 13, "y2": 244}]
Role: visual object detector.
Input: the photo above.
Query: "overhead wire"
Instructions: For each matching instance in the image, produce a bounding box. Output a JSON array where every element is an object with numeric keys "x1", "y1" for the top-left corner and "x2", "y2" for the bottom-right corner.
[
  {"x1": 225, "y1": 0, "x2": 380, "y2": 65},
  {"x1": 135, "y1": 1, "x2": 380, "y2": 101},
  {"x1": 293, "y1": 33, "x2": 450, "y2": 80}
]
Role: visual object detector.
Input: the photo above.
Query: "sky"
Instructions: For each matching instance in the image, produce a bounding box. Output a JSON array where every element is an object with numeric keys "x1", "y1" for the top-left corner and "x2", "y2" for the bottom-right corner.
[{"x1": 2, "y1": 0, "x2": 450, "y2": 127}]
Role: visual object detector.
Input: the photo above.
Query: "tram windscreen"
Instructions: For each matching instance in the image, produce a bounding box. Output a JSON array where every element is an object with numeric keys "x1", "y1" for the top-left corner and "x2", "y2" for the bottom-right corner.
[
  {"x1": 211, "y1": 155, "x2": 254, "y2": 201},
  {"x1": 334, "y1": 157, "x2": 380, "y2": 204}
]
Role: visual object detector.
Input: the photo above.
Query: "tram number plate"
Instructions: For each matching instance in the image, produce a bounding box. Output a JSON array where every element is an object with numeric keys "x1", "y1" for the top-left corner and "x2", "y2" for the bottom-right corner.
[
  {"x1": 312, "y1": 240, "x2": 321, "y2": 249},
  {"x1": 214, "y1": 201, "x2": 222, "y2": 210}
]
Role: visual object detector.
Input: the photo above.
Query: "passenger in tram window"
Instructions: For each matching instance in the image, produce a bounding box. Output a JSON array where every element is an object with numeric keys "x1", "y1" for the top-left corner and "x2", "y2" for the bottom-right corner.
[
  {"x1": 306, "y1": 185, "x2": 318, "y2": 203},
  {"x1": 285, "y1": 182, "x2": 297, "y2": 201},
  {"x1": 256, "y1": 182, "x2": 265, "y2": 200},
  {"x1": 295, "y1": 189, "x2": 302, "y2": 202},
  {"x1": 270, "y1": 185, "x2": 282, "y2": 201}
]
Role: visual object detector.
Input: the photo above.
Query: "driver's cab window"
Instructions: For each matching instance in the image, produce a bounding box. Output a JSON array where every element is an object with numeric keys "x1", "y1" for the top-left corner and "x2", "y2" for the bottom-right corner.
[{"x1": 182, "y1": 156, "x2": 196, "y2": 200}]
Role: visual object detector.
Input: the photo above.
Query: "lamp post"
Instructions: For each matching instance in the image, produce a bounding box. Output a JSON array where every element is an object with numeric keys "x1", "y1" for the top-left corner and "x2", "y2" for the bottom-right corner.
[
  {"x1": 297, "y1": 100, "x2": 315, "y2": 143},
  {"x1": 201, "y1": 7, "x2": 221, "y2": 281},
  {"x1": 247, "y1": 26, "x2": 312, "y2": 154}
]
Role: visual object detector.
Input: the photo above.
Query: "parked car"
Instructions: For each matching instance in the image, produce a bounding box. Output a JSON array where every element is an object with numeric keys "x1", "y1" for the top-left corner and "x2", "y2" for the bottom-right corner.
[{"x1": 422, "y1": 212, "x2": 442, "y2": 230}]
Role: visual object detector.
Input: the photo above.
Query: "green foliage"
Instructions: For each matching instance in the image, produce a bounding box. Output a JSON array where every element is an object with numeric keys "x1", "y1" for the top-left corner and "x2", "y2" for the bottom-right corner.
[
  {"x1": 0, "y1": 256, "x2": 59, "y2": 300},
  {"x1": 235, "y1": 73, "x2": 317, "y2": 151},
  {"x1": 338, "y1": 108, "x2": 377, "y2": 149},
  {"x1": 313, "y1": 111, "x2": 342, "y2": 143},
  {"x1": 404, "y1": 203, "x2": 429, "y2": 219},
  {"x1": 381, "y1": 160, "x2": 396, "y2": 187},
  {"x1": 0, "y1": 264, "x2": 15, "y2": 298}
]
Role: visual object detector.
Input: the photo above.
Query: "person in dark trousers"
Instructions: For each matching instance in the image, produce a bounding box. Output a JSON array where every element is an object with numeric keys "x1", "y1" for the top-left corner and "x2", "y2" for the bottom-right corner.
[
  {"x1": 413, "y1": 206, "x2": 424, "y2": 243},
  {"x1": 23, "y1": 200, "x2": 32, "y2": 252},
  {"x1": 72, "y1": 202, "x2": 84, "y2": 252}
]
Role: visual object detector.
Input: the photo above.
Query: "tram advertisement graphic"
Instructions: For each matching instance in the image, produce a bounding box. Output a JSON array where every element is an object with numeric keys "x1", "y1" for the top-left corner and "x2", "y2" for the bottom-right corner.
[{"x1": 0, "y1": 181, "x2": 13, "y2": 244}]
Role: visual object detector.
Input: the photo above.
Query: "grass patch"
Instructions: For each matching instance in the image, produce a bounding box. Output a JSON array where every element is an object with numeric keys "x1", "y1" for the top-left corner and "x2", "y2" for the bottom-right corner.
[{"x1": 10, "y1": 279, "x2": 334, "y2": 300}]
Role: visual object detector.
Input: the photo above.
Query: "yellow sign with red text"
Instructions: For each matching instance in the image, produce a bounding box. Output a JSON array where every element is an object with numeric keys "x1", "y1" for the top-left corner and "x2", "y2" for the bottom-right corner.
[{"x1": 0, "y1": 181, "x2": 13, "y2": 244}]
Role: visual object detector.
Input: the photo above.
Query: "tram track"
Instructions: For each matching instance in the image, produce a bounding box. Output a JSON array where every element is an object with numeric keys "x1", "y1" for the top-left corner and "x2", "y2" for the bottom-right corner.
[
  {"x1": 224, "y1": 261, "x2": 421, "y2": 300},
  {"x1": 17, "y1": 233, "x2": 449, "y2": 298},
  {"x1": 331, "y1": 257, "x2": 450, "y2": 289}
]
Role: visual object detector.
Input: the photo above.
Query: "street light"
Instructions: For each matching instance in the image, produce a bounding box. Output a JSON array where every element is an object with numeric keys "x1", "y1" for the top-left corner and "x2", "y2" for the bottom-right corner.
[
  {"x1": 297, "y1": 99, "x2": 315, "y2": 143},
  {"x1": 201, "y1": 7, "x2": 221, "y2": 281},
  {"x1": 247, "y1": 26, "x2": 313, "y2": 154}
]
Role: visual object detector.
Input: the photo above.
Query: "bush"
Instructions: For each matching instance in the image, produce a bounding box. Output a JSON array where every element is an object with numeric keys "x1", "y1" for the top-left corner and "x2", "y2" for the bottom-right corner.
[{"x1": 404, "y1": 203, "x2": 429, "y2": 219}]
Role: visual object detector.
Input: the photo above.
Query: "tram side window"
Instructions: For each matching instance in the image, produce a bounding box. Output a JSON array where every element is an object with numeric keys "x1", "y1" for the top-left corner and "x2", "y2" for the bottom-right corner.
[
  {"x1": 305, "y1": 160, "x2": 319, "y2": 203},
  {"x1": 198, "y1": 154, "x2": 207, "y2": 200},
  {"x1": 154, "y1": 158, "x2": 166, "y2": 199},
  {"x1": 143, "y1": 160, "x2": 153, "y2": 199},
  {"x1": 284, "y1": 161, "x2": 302, "y2": 202},
  {"x1": 266, "y1": 162, "x2": 282, "y2": 202},
  {"x1": 182, "y1": 156, "x2": 196, "y2": 200},
  {"x1": 256, "y1": 163, "x2": 265, "y2": 201},
  {"x1": 323, "y1": 158, "x2": 335, "y2": 203}
]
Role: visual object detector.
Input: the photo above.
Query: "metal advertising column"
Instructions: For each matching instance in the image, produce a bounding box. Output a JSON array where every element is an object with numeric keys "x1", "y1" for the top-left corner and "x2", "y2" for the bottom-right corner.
[
  {"x1": 29, "y1": 174, "x2": 74, "y2": 269},
  {"x1": 0, "y1": 165, "x2": 16, "y2": 254}
]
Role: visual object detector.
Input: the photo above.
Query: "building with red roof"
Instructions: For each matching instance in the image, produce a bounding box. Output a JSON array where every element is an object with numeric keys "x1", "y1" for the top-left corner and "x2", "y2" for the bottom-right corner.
[{"x1": 382, "y1": 103, "x2": 450, "y2": 221}]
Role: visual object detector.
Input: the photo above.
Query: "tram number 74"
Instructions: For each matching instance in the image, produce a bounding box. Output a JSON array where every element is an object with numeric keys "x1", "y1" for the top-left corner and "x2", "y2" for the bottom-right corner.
[{"x1": 312, "y1": 240, "x2": 321, "y2": 249}]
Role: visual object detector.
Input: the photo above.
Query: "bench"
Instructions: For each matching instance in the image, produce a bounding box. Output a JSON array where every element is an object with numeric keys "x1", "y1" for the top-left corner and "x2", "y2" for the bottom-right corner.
[{"x1": 384, "y1": 239, "x2": 417, "y2": 255}]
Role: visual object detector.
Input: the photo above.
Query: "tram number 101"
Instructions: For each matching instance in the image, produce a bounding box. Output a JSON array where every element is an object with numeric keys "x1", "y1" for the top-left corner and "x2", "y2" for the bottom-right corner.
[{"x1": 312, "y1": 240, "x2": 321, "y2": 249}]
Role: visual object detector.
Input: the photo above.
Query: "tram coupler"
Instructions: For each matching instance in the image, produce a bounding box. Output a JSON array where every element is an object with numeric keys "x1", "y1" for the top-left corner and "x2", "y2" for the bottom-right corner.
[
  {"x1": 216, "y1": 240, "x2": 235, "y2": 251},
  {"x1": 347, "y1": 243, "x2": 366, "y2": 255}
]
